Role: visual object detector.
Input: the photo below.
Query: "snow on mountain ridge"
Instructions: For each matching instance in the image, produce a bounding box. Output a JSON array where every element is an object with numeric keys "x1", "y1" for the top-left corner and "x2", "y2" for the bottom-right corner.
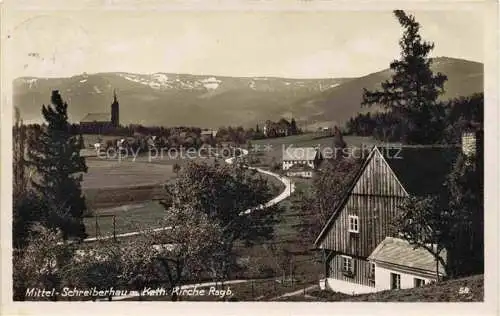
[{"x1": 118, "y1": 73, "x2": 221, "y2": 91}]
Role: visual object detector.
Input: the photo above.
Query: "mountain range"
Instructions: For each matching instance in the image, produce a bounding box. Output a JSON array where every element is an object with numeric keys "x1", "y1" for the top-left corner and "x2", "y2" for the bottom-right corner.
[{"x1": 13, "y1": 57, "x2": 483, "y2": 129}]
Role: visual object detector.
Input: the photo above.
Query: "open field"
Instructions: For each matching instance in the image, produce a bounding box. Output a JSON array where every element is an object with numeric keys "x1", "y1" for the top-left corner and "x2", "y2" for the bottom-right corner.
[
  {"x1": 82, "y1": 158, "x2": 175, "y2": 189},
  {"x1": 83, "y1": 152, "x2": 285, "y2": 208},
  {"x1": 83, "y1": 201, "x2": 166, "y2": 238},
  {"x1": 84, "y1": 184, "x2": 164, "y2": 209},
  {"x1": 82, "y1": 156, "x2": 176, "y2": 209},
  {"x1": 83, "y1": 165, "x2": 285, "y2": 237},
  {"x1": 83, "y1": 171, "x2": 284, "y2": 238}
]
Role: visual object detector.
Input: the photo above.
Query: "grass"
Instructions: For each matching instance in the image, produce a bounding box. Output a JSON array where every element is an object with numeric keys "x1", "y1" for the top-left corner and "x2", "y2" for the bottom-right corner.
[
  {"x1": 291, "y1": 177, "x2": 314, "y2": 191},
  {"x1": 83, "y1": 171, "x2": 284, "y2": 237},
  {"x1": 83, "y1": 201, "x2": 166, "y2": 238},
  {"x1": 277, "y1": 274, "x2": 485, "y2": 302},
  {"x1": 82, "y1": 158, "x2": 174, "y2": 191},
  {"x1": 343, "y1": 274, "x2": 484, "y2": 302},
  {"x1": 84, "y1": 184, "x2": 164, "y2": 209},
  {"x1": 225, "y1": 181, "x2": 324, "y2": 290}
]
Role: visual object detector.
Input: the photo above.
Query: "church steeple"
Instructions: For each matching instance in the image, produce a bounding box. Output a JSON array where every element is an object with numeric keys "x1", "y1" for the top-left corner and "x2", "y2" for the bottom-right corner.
[{"x1": 111, "y1": 89, "x2": 119, "y2": 128}]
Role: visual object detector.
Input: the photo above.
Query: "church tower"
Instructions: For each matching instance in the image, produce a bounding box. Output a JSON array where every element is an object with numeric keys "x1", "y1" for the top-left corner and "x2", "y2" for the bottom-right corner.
[{"x1": 111, "y1": 89, "x2": 119, "y2": 128}]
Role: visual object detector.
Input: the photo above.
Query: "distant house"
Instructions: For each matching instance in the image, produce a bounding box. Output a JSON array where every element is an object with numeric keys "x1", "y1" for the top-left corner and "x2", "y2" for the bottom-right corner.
[
  {"x1": 80, "y1": 90, "x2": 120, "y2": 132},
  {"x1": 282, "y1": 147, "x2": 322, "y2": 178},
  {"x1": 285, "y1": 162, "x2": 316, "y2": 178},
  {"x1": 368, "y1": 237, "x2": 446, "y2": 291},
  {"x1": 263, "y1": 119, "x2": 289, "y2": 138},
  {"x1": 201, "y1": 129, "x2": 218, "y2": 138},
  {"x1": 314, "y1": 144, "x2": 461, "y2": 295},
  {"x1": 146, "y1": 136, "x2": 157, "y2": 149}
]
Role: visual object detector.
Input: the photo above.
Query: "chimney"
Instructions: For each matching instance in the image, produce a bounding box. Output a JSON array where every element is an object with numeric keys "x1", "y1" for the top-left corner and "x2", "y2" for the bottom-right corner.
[
  {"x1": 461, "y1": 126, "x2": 483, "y2": 159},
  {"x1": 461, "y1": 131, "x2": 476, "y2": 157}
]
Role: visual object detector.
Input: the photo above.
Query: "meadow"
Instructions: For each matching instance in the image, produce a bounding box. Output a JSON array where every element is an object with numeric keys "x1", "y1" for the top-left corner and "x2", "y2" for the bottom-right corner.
[{"x1": 82, "y1": 155, "x2": 285, "y2": 237}]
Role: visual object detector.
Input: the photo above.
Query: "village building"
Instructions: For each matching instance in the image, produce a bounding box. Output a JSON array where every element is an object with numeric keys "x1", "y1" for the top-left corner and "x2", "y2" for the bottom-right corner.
[
  {"x1": 314, "y1": 142, "x2": 468, "y2": 295},
  {"x1": 282, "y1": 147, "x2": 322, "y2": 178},
  {"x1": 201, "y1": 129, "x2": 218, "y2": 138},
  {"x1": 368, "y1": 237, "x2": 446, "y2": 291},
  {"x1": 263, "y1": 120, "x2": 289, "y2": 138},
  {"x1": 285, "y1": 162, "x2": 316, "y2": 178},
  {"x1": 80, "y1": 90, "x2": 120, "y2": 132}
]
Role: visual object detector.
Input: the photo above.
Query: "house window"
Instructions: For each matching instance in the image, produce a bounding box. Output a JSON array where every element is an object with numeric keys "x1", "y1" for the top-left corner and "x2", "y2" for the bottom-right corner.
[
  {"x1": 414, "y1": 278, "x2": 425, "y2": 287},
  {"x1": 369, "y1": 262, "x2": 375, "y2": 278},
  {"x1": 348, "y1": 215, "x2": 359, "y2": 233},
  {"x1": 390, "y1": 273, "x2": 401, "y2": 290},
  {"x1": 341, "y1": 256, "x2": 353, "y2": 274}
]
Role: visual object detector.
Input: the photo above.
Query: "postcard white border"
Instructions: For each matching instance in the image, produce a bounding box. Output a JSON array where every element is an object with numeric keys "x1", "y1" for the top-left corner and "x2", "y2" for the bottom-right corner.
[{"x1": 1, "y1": 1, "x2": 498, "y2": 315}]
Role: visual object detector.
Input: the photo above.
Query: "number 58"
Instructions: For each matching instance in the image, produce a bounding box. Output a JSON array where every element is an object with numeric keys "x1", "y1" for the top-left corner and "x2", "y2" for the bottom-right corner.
[{"x1": 459, "y1": 287, "x2": 470, "y2": 294}]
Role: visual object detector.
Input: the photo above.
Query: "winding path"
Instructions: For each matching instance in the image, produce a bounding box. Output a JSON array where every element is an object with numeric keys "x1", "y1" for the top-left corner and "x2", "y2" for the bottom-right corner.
[{"x1": 82, "y1": 148, "x2": 294, "y2": 243}]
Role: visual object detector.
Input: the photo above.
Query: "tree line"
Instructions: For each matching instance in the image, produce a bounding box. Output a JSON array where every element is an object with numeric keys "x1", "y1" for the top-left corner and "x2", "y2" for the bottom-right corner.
[{"x1": 345, "y1": 92, "x2": 483, "y2": 144}]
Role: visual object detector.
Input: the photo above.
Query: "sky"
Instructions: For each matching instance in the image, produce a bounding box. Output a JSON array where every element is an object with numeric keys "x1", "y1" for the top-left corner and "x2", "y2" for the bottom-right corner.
[{"x1": 5, "y1": 8, "x2": 484, "y2": 79}]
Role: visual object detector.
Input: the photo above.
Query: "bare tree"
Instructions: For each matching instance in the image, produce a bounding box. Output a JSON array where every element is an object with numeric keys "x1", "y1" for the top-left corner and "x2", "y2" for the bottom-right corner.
[
  {"x1": 13, "y1": 224, "x2": 74, "y2": 301},
  {"x1": 151, "y1": 204, "x2": 223, "y2": 301}
]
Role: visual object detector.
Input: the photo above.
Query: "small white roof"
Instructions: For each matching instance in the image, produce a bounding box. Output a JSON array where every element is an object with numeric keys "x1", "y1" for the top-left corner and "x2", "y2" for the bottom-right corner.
[
  {"x1": 283, "y1": 147, "x2": 318, "y2": 161},
  {"x1": 368, "y1": 237, "x2": 447, "y2": 275}
]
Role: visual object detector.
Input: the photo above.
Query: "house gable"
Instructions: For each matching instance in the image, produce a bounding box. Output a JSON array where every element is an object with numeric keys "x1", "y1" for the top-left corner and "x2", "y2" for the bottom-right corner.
[
  {"x1": 352, "y1": 147, "x2": 408, "y2": 197},
  {"x1": 315, "y1": 146, "x2": 409, "y2": 257}
]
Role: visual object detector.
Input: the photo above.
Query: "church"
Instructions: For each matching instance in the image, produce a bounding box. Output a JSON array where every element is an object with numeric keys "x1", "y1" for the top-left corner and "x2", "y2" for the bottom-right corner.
[{"x1": 79, "y1": 90, "x2": 120, "y2": 132}]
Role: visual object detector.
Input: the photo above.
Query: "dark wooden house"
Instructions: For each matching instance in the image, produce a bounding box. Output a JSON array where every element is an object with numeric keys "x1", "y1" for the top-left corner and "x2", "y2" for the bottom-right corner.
[{"x1": 314, "y1": 145, "x2": 460, "y2": 294}]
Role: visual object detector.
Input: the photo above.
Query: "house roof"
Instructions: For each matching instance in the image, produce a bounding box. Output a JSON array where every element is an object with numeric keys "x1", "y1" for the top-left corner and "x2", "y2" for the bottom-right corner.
[
  {"x1": 287, "y1": 163, "x2": 315, "y2": 171},
  {"x1": 283, "y1": 147, "x2": 318, "y2": 161},
  {"x1": 368, "y1": 237, "x2": 447, "y2": 275},
  {"x1": 314, "y1": 150, "x2": 374, "y2": 247},
  {"x1": 379, "y1": 145, "x2": 460, "y2": 196},
  {"x1": 201, "y1": 130, "x2": 217, "y2": 136},
  {"x1": 314, "y1": 145, "x2": 460, "y2": 248},
  {"x1": 80, "y1": 113, "x2": 111, "y2": 123}
]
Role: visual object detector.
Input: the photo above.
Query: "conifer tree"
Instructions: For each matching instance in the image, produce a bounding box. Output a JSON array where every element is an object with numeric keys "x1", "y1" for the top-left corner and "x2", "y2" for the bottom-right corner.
[
  {"x1": 290, "y1": 118, "x2": 298, "y2": 135},
  {"x1": 362, "y1": 10, "x2": 448, "y2": 144},
  {"x1": 27, "y1": 90, "x2": 88, "y2": 241},
  {"x1": 332, "y1": 126, "x2": 347, "y2": 158},
  {"x1": 12, "y1": 107, "x2": 36, "y2": 249}
]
